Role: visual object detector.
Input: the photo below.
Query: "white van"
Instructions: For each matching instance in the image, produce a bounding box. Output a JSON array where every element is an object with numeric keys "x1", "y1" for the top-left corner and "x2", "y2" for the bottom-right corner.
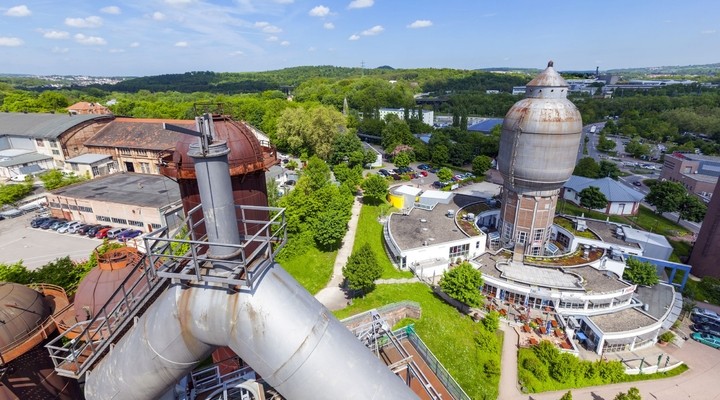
[
  {"x1": 10, "y1": 174, "x2": 28, "y2": 182},
  {"x1": 106, "y1": 227, "x2": 127, "y2": 239}
]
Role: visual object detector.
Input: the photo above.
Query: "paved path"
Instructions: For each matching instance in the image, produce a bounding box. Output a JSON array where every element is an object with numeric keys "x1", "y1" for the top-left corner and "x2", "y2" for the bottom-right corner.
[
  {"x1": 314, "y1": 197, "x2": 362, "y2": 311},
  {"x1": 498, "y1": 323, "x2": 522, "y2": 399}
]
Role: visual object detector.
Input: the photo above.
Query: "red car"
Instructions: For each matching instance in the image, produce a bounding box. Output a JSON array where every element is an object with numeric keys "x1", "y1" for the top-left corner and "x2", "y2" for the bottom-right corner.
[
  {"x1": 419, "y1": 170, "x2": 428, "y2": 177},
  {"x1": 95, "y1": 227, "x2": 113, "y2": 239}
]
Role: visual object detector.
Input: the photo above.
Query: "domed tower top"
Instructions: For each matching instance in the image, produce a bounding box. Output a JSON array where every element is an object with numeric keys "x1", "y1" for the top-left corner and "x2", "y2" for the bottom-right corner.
[{"x1": 524, "y1": 61, "x2": 570, "y2": 99}]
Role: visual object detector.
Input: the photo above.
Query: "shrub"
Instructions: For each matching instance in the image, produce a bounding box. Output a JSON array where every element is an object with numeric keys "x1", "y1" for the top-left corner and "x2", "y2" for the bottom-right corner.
[
  {"x1": 522, "y1": 355, "x2": 549, "y2": 381},
  {"x1": 474, "y1": 330, "x2": 499, "y2": 353},
  {"x1": 439, "y1": 262, "x2": 484, "y2": 307},
  {"x1": 482, "y1": 310, "x2": 500, "y2": 332},
  {"x1": 658, "y1": 331, "x2": 675, "y2": 343},
  {"x1": 483, "y1": 359, "x2": 501, "y2": 378}
]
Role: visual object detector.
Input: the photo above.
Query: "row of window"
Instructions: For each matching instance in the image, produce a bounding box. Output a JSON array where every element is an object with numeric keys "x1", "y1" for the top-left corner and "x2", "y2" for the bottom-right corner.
[
  {"x1": 49, "y1": 202, "x2": 94, "y2": 213},
  {"x1": 35, "y1": 139, "x2": 58, "y2": 148},
  {"x1": 448, "y1": 243, "x2": 470, "y2": 260},
  {"x1": 119, "y1": 148, "x2": 154, "y2": 157},
  {"x1": 97, "y1": 214, "x2": 160, "y2": 229}
]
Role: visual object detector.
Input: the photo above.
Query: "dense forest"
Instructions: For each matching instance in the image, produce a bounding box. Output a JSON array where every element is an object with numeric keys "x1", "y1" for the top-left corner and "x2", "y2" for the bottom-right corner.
[{"x1": 1, "y1": 65, "x2": 720, "y2": 161}]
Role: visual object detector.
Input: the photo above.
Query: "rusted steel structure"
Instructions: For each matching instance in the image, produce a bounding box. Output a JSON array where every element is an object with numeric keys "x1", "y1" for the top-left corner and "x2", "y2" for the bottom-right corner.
[
  {"x1": 497, "y1": 61, "x2": 583, "y2": 255},
  {"x1": 76, "y1": 114, "x2": 416, "y2": 399},
  {"x1": 0, "y1": 283, "x2": 81, "y2": 399}
]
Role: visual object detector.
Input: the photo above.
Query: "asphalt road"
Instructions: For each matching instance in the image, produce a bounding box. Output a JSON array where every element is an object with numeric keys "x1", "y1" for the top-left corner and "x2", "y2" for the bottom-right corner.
[{"x1": 0, "y1": 212, "x2": 101, "y2": 270}]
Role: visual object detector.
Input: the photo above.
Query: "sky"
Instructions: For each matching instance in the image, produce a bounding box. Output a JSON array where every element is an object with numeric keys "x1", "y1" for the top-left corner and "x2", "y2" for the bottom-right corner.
[{"x1": 0, "y1": 0, "x2": 719, "y2": 77}]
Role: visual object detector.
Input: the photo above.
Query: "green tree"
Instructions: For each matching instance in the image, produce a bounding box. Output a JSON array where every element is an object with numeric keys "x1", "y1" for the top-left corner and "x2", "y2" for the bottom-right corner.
[
  {"x1": 614, "y1": 387, "x2": 642, "y2": 400},
  {"x1": 597, "y1": 132, "x2": 617, "y2": 152},
  {"x1": 393, "y1": 152, "x2": 411, "y2": 169},
  {"x1": 482, "y1": 310, "x2": 500, "y2": 332},
  {"x1": 573, "y1": 157, "x2": 600, "y2": 178},
  {"x1": 0, "y1": 182, "x2": 34, "y2": 205},
  {"x1": 432, "y1": 144, "x2": 450, "y2": 166},
  {"x1": 343, "y1": 243, "x2": 382, "y2": 296},
  {"x1": 645, "y1": 180, "x2": 687, "y2": 214},
  {"x1": 677, "y1": 194, "x2": 707, "y2": 223},
  {"x1": 329, "y1": 131, "x2": 365, "y2": 167},
  {"x1": 333, "y1": 163, "x2": 363, "y2": 188},
  {"x1": 361, "y1": 174, "x2": 389, "y2": 205},
  {"x1": 301, "y1": 156, "x2": 332, "y2": 192},
  {"x1": 471, "y1": 155, "x2": 492, "y2": 177},
  {"x1": 559, "y1": 391, "x2": 573, "y2": 400},
  {"x1": 599, "y1": 160, "x2": 621, "y2": 179},
  {"x1": 437, "y1": 167, "x2": 453, "y2": 182},
  {"x1": 39, "y1": 169, "x2": 84, "y2": 190},
  {"x1": 624, "y1": 138, "x2": 651, "y2": 158},
  {"x1": 381, "y1": 117, "x2": 413, "y2": 152},
  {"x1": 439, "y1": 262, "x2": 484, "y2": 307},
  {"x1": 579, "y1": 186, "x2": 608, "y2": 210},
  {"x1": 623, "y1": 258, "x2": 660, "y2": 287}
]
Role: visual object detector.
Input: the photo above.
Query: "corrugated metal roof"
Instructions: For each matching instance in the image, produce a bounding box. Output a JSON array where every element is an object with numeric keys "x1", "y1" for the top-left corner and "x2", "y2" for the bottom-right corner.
[
  {"x1": 564, "y1": 175, "x2": 645, "y2": 202},
  {"x1": 0, "y1": 152, "x2": 52, "y2": 167},
  {"x1": 0, "y1": 112, "x2": 112, "y2": 139},
  {"x1": 468, "y1": 118, "x2": 504, "y2": 132},
  {"x1": 66, "y1": 153, "x2": 112, "y2": 164},
  {"x1": 84, "y1": 117, "x2": 194, "y2": 151}
]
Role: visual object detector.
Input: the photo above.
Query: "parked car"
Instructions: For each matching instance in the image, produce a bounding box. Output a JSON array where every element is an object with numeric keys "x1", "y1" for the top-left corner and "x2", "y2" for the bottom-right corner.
[
  {"x1": 419, "y1": 170, "x2": 428, "y2": 177},
  {"x1": 693, "y1": 307, "x2": 720, "y2": 321},
  {"x1": 68, "y1": 223, "x2": 88, "y2": 234},
  {"x1": 632, "y1": 181, "x2": 642, "y2": 187},
  {"x1": 691, "y1": 332, "x2": 720, "y2": 349},
  {"x1": 95, "y1": 227, "x2": 113, "y2": 239},
  {"x1": 378, "y1": 169, "x2": 390, "y2": 177},
  {"x1": 417, "y1": 164, "x2": 430, "y2": 170},
  {"x1": 40, "y1": 218, "x2": 61, "y2": 229},
  {"x1": 31, "y1": 217, "x2": 51, "y2": 228},
  {"x1": 87, "y1": 225, "x2": 111, "y2": 237},
  {"x1": 390, "y1": 174, "x2": 402, "y2": 181},
  {"x1": 691, "y1": 323, "x2": 720, "y2": 337},
  {"x1": 106, "y1": 227, "x2": 128, "y2": 240},
  {"x1": 77, "y1": 224, "x2": 100, "y2": 235},
  {"x1": 429, "y1": 167, "x2": 439, "y2": 173},
  {"x1": 58, "y1": 221, "x2": 81, "y2": 233},
  {"x1": 432, "y1": 181, "x2": 445, "y2": 188},
  {"x1": 452, "y1": 174, "x2": 465, "y2": 182},
  {"x1": 10, "y1": 174, "x2": 28, "y2": 182},
  {"x1": 118, "y1": 229, "x2": 143, "y2": 242}
]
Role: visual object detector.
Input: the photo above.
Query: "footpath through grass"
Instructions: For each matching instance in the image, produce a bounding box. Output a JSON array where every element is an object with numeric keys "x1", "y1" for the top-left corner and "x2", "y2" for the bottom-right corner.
[
  {"x1": 354, "y1": 203, "x2": 413, "y2": 279},
  {"x1": 334, "y1": 283, "x2": 502, "y2": 400}
]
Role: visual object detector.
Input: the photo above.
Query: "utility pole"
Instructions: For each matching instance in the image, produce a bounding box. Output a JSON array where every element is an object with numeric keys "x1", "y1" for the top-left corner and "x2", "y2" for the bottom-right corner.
[{"x1": 361, "y1": 61, "x2": 365, "y2": 77}]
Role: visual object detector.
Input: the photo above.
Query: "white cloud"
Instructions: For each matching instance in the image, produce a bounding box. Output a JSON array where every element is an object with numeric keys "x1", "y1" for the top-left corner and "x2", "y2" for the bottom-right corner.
[
  {"x1": 255, "y1": 22, "x2": 282, "y2": 33},
  {"x1": 109, "y1": 48, "x2": 125, "y2": 53},
  {"x1": 74, "y1": 34, "x2": 106, "y2": 45},
  {"x1": 43, "y1": 30, "x2": 70, "y2": 39},
  {"x1": 65, "y1": 16, "x2": 103, "y2": 28},
  {"x1": 229, "y1": 50, "x2": 244, "y2": 56},
  {"x1": 280, "y1": 40, "x2": 289, "y2": 46},
  {"x1": 348, "y1": 34, "x2": 360, "y2": 41},
  {"x1": 52, "y1": 46, "x2": 69, "y2": 53},
  {"x1": 323, "y1": 22, "x2": 334, "y2": 30},
  {"x1": 175, "y1": 41, "x2": 188, "y2": 47},
  {"x1": 308, "y1": 46, "x2": 316, "y2": 52},
  {"x1": 407, "y1": 20, "x2": 432, "y2": 29},
  {"x1": 361, "y1": 25, "x2": 383, "y2": 36},
  {"x1": 152, "y1": 12, "x2": 166, "y2": 21},
  {"x1": 101, "y1": 6, "x2": 121, "y2": 15},
  {"x1": 266, "y1": 36, "x2": 279, "y2": 42},
  {"x1": 0, "y1": 37, "x2": 23, "y2": 46},
  {"x1": 702, "y1": 29, "x2": 716, "y2": 34},
  {"x1": 5, "y1": 5, "x2": 31, "y2": 17},
  {"x1": 348, "y1": 0, "x2": 373, "y2": 9},
  {"x1": 309, "y1": 5, "x2": 330, "y2": 17},
  {"x1": 130, "y1": 42, "x2": 140, "y2": 47}
]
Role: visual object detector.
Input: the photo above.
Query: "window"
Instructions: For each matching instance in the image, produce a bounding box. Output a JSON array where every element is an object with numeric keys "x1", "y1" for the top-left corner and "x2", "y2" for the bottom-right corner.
[
  {"x1": 111, "y1": 217, "x2": 128, "y2": 225},
  {"x1": 49, "y1": 140, "x2": 58, "y2": 148},
  {"x1": 35, "y1": 139, "x2": 44, "y2": 147},
  {"x1": 517, "y1": 231, "x2": 528, "y2": 244},
  {"x1": 97, "y1": 215, "x2": 111, "y2": 222},
  {"x1": 140, "y1": 162, "x2": 151, "y2": 174},
  {"x1": 78, "y1": 206, "x2": 93, "y2": 213},
  {"x1": 533, "y1": 229, "x2": 544, "y2": 241},
  {"x1": 502, "y1": 222, "x2": 513, "y2": 240},
  {"x1": 52, "y1": 150, "x2": 60, "y2": 155},
  {"x1": 449, "y1": 243, "x2": 470, "y2": 260},
  {"x1": 69, "y1": 205, "x2": 78, "y2": 211},
  {"x1": 128, "y1": 220, "x2": 144, "y2": 227},
  {"x1": 151, "y1": 223, "x2": 161, "y2": 229},
  {"x1": 49, "y1": 202, "x2": 61, "y2": 209},
  {"x1": 61, "y1": 204, "x2": 69, "y2": 210}
]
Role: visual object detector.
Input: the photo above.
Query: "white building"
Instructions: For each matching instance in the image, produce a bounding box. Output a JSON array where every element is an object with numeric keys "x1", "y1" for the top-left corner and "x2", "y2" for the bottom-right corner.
[
  {"x1": 561, "y1": 176, "x2": 645, "y2": 216},
  {"x1": 378, "y1": 108, "x2": 434, "y2": 127}
]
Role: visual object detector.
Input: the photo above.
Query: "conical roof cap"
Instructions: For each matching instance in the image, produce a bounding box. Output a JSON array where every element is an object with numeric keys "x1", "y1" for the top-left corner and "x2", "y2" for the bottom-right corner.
[{"x1": 527, "y1": 61, "x2": 569, "y2": 88}]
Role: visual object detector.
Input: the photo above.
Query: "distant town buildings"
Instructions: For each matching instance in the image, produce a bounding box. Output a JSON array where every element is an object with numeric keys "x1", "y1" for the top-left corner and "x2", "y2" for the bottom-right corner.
[
  {"x1": 378, "y1": 108, "x2": 434, "y2": 126},
  {"x1": 67, "y1": 101, "x2": 111, "y2": 115}
]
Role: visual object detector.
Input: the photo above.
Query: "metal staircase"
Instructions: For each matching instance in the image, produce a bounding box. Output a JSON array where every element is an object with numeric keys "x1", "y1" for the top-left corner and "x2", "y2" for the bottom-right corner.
[{"x1": 45, "y1": 203, "x2": 286, "y2": 380}]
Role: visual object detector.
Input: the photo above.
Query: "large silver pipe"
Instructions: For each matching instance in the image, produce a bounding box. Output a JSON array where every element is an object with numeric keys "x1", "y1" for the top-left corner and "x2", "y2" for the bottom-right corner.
[{"x1": 84, "y1": 266, "x2": 415, "y2": 399}]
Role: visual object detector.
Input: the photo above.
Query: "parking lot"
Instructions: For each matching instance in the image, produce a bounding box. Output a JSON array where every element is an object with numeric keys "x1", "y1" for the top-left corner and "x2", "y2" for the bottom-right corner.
[{"x1": 0, "y1": 212, "x2": 101, "y2": 270}]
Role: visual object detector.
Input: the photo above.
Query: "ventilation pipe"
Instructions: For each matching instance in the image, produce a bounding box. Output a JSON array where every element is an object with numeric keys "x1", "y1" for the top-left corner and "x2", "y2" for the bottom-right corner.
[{"x1": 83, "y1": 115, "x2": 415, "y2": 400}]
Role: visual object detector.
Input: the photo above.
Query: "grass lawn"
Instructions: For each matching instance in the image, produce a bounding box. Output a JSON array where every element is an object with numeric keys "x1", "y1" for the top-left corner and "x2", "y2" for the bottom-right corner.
[
  {"x1": 668, "y1": 239, "x2": 692, "y2": 263},
  {"x1": 354, "y1": 203, "x2": 413, "y2": 279},
  {"x1": 334, "y1": 283, "x2": 502, "y2": 400},
  {"x1": 558, "y1": 200, "x2": 688, "y2": 238},
  {"x1": 276, "y1": 235, "x2": 336, "y2": 295}
]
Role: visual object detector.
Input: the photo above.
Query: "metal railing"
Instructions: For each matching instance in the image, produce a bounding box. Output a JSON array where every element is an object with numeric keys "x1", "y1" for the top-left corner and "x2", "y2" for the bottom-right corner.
[
  {"x1": 144, "y1": 204, "x2": 287, "y2": 289},
  {"x1": 45, "y1": 204, "x2": 287, "y2": 380},
  {"x1": 45, "y1": 251, "x2": 164, "y2": 378}
]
